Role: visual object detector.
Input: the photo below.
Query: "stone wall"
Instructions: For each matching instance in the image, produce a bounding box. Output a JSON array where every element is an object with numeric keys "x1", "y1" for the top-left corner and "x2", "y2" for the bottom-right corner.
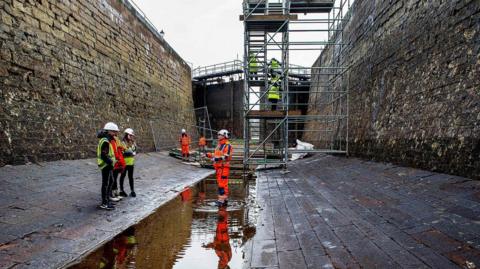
[
  {"x1": 0, "y1": 0, "x2": 196, "y2": 165},
  {"x1": 307, "y1": 0, "x2": 480, "y2": 179}
]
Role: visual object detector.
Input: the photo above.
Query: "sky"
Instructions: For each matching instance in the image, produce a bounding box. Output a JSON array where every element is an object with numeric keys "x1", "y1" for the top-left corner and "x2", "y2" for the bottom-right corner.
[
  {"x1": 133, "y1": 0, "x2": 245, "y2": 69},
  {"x1": 132, "y1": 0, "x2": 352, "y2": 69}
]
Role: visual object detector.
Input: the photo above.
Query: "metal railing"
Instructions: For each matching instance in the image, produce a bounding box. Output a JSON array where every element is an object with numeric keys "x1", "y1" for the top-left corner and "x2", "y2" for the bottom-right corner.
[
  {"x1": 192, "y1": 60, "x2": 243, "y2": 78},
  {"x1": 193, "y1": 60, "x2": 310, "y2": 80}
]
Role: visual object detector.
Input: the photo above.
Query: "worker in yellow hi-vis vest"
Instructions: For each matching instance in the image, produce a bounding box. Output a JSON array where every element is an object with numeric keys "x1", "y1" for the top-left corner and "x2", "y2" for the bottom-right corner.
[
  {"x1": 97, "y1": 122, "x2": 119, "y2": 210},
  {"x1": 268, "y1": 75, "x2": 281, "y2": 111},
  {"x1": 248, "y1": 53, "x2": 259, "y2": 80},
  {"x1": 268, "y1": 57, "x2": 281, "y2": 76}
]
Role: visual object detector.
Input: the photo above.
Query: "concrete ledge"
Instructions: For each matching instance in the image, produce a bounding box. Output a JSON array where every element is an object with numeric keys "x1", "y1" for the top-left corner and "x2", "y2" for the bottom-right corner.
[{"x1": 0, "y1": 152, "x2": 214, "y2": 268}]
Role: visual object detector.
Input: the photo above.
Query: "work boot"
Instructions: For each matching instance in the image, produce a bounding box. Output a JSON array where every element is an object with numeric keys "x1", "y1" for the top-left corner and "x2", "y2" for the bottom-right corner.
[
  {"x1": 109, "y1": 196, "x2": 120, "y2": 202},
  {"x1": 119, "y1": 190, "x2": 128, "y2": 197},
  {"x1": 130, "y1": 191, "x2": 136, "y2": 197},
  {"x1": 99, "y1": 203, "x2": 114, "y2": 210},
  {"x1": 113, "y1": 189, "x2": 120, "y2": 197}
]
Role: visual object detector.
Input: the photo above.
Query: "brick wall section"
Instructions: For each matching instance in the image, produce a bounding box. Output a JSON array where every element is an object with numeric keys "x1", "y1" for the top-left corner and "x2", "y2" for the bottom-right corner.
[
  {"x1": 307, "y1": 0, "x2": 480, "y2": 179},
  {"x1": 0, "y1": 0, "x2": 196, "y2": 165}
]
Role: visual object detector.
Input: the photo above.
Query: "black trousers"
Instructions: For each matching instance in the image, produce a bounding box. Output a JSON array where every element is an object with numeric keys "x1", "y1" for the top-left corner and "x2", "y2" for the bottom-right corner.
[
  {"x1": 101, "y1": 166, "x2": 114, "y2": 204},
  {"x1": 120, "y1": 165, "x2": 135, "y2": 192},
  {"x1": 269, "y1": 98, "x2": 278, "y2": 111},
  {"x1": 249, "y1": 71, "x2": 258, "y2": 80}
]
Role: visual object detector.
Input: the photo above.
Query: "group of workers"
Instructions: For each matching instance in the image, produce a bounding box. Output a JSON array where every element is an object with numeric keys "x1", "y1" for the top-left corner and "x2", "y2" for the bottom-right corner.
[
  {"x1": 97, "y1": 122, "x2": 233, "y2": 210},
  {"x1": 248, "y1": 53, "x2": 282, "y2": 111},
  {"x1": 97, "y1": 122, "x2": 137, "y2": 210},
  {"x1": 179, "y1": 128, "x2": 233, "y2": 207}
]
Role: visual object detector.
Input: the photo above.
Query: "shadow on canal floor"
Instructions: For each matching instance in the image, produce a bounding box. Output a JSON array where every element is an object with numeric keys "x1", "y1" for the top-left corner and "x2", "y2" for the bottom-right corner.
[{"x1": 70, "y1": 176, "x2": 258, "y2": 269}]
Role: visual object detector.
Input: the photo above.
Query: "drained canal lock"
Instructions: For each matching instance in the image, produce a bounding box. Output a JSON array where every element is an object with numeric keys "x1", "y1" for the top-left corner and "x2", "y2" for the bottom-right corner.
[{"x1": 70, "y1": 175, "x2": 257, "y2": 269}]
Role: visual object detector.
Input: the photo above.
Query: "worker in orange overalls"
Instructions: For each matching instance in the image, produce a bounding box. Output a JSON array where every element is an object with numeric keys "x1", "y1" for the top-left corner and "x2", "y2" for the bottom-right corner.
[
  {"x1": 179, "y1": 129, "x2": 191, "y2": 161},
  {"x1": 202, "y1": 208, "x2": 232, "y2": 269},
  {"x1": 198, "y1": 135, "x2": 207, "y2": 153},
  {"x1": 206, "y1": 129, "x2": 232, "y2": 206}
]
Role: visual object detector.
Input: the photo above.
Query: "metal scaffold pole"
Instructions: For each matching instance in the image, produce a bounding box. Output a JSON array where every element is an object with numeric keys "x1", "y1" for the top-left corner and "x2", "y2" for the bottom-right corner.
[{"x1": 241, "y1": 0, "x2": 354, "y2": 171}]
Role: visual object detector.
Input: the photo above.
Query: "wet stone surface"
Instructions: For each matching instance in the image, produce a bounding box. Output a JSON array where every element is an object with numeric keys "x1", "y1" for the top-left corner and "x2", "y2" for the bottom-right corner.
[
  {"x1": 247, "y1": 154, "x2": 480, "y2": 269},
  {"x1": 1, "y1": 152, "x2": 479, "y2": 269},
  {"x1": 70, "y1": 176, "x2": 258, "y2": 269},
  {"x1": 0, "y1": 152, "x2": 214, "y2": 268}
]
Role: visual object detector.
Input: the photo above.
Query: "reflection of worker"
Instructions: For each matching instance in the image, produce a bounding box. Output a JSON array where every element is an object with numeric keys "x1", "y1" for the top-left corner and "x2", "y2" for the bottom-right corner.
[
  {"x1": 113, "y1": 227, "x2": 137, "y2": 268},
  {"x1": 206, "y1": 129, "x2": 232, "y2": 206},
  {"x1": 268, "y1": 75, "x2": 281, "y2": 111},
  {"x1": 179, "y1": 129, "x2": 191, "y2": 161},
  {"x1": 202, "y1": 208, "x2": 232, "y2": 269},
  {"x1": 98, "y1": 227, "x2": 137, "y2": 268},
  {"x1": 180, "y1": 186, "x2": 192, "y2": 202}
]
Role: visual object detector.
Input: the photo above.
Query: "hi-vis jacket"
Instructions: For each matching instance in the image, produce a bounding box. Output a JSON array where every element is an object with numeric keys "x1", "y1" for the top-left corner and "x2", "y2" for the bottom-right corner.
[{"x1": 213, "y1": 140, "x2": 233, "y2": 169}]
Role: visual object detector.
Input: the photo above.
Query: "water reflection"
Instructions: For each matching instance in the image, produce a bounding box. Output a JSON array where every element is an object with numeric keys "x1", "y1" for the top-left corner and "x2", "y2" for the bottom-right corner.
[
  {"x1": 71, "y1": 177, "x2": 257, "y2": 269},
  {"x1": 82, "y1": 226, "x2": 138, "y2": 269},
  {"x1": 202, "y1": 208, "x2": 231, "y2": 269}
]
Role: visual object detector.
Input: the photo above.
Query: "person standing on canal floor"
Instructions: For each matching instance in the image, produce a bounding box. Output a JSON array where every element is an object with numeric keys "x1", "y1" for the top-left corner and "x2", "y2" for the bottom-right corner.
[
  {"x1": 198, "y1": 134, "x2": 207, "y2": 153},
  {"x1": 97, "y1": 122, "x2": 119, "y2": 210},
  {"x1": 179, "y1": 129, "x2": 191, "y2": 161},
  {"x1": 119, "y1": 128, "x2": 137, "y2": 198},
  {"x1": 110, "y1": 135, "x2": 126, "y2": 202},
  {"x1": 206, "y1": 129, "x2": 232, "y2": 206}
]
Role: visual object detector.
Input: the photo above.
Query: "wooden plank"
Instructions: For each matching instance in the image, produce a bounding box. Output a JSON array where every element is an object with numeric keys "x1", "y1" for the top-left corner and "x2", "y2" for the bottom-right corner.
[
  {"x1": 278, "y1": 250, "x2": 307, "y2": 269},
  {"x1": 246, "y1": 110, "x2": 302, "y2": 118},
  {"x1": 333, "y1": 225, "x2": 401, "y2": 268},
  {"x1": 251, "y1": 239, "x2": 278, "y2": 268},
  {"x1": 271, "y1": 197, "x2": 295, "y2": 236},
  {"x1": 313, "y1": 221, "x2": 361, "y2": 269},
  {"x1": 239, "y1": 14, "x2": 298, "y2": 21},
  {"x1": 297, "y1": 230, "x2": 323, "y2": 250},
  {"x1": 253, "y1": 154, "x2": 479, "y2": 269},
  {"x1": 301, "y1": 247, "x2": 334, "y2": 269},
  {"x1": 276, "y1": 233, "x2": 300, "y2": 251},
  {"x1": 375, "y1": 223, "x2": 460, "y2": 269}
]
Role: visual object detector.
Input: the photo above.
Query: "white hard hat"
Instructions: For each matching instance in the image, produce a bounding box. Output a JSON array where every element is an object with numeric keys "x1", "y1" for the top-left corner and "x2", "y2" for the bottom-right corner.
[
  {"x1": 124, "y1": 128, "x2": 135, "y2": 136},
  {"x1": 218, "y1": 129, "x2": 229, "y2": 138},
  {"x1": 181, "y1": 129, "x2": 186, "y2": 133},
  {"x1": 103, "y1": 122, "x2": 119, "y2": 132}
]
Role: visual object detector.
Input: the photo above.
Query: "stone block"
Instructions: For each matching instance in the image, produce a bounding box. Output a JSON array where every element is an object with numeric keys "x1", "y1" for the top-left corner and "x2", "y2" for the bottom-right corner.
[
  {"x1": 307, "y1": 0, "x2": 480, "y2": 179},
  {"x1": 32, "y1": 8, "x2": 53, "y2": 26},
  {"x1": 0, "y1": 0, "x2": 195, "y2": 166}
]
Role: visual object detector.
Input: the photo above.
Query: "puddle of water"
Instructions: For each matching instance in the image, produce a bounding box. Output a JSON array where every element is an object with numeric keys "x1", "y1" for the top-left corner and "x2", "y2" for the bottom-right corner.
[{"x1": 70, "y1": 175, "x2": 257, "y2": 269}]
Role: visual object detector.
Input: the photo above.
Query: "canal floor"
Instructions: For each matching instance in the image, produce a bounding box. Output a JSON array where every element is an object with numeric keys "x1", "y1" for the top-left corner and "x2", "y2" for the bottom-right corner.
[
  {"x1": 2, "y1": 152, "x2": 479, "y2": 269},
  {"x1": 0, "y1": 152, "x2": 214, "y2": 268},
  {"x1": 247, "y1": 154, "x2": 480, "y2": 269},
  {"x1": 70, "y1": 177, "x2": 258, "y2": 269}
]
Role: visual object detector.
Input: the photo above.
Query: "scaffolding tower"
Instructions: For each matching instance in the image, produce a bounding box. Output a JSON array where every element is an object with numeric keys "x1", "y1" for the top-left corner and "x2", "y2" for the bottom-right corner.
[{"x1": 241, "y1": 0, "x2": 354, "y2": 170}]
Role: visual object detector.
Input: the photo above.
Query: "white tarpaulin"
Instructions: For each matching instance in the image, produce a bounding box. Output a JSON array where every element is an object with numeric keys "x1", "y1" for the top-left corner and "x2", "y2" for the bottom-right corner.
[{"x1": 290, "y1": 139, "x2": 314, "y2": 161}]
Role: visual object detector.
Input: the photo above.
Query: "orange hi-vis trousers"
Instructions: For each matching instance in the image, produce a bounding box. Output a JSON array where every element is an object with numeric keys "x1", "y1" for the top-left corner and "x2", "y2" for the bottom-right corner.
[
  {"x1": 181, "y1": 145, "x2": 189, "y2": 156},
  {"x1": 215, "y1": 166, "x2": 230, "y2": 196}
]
